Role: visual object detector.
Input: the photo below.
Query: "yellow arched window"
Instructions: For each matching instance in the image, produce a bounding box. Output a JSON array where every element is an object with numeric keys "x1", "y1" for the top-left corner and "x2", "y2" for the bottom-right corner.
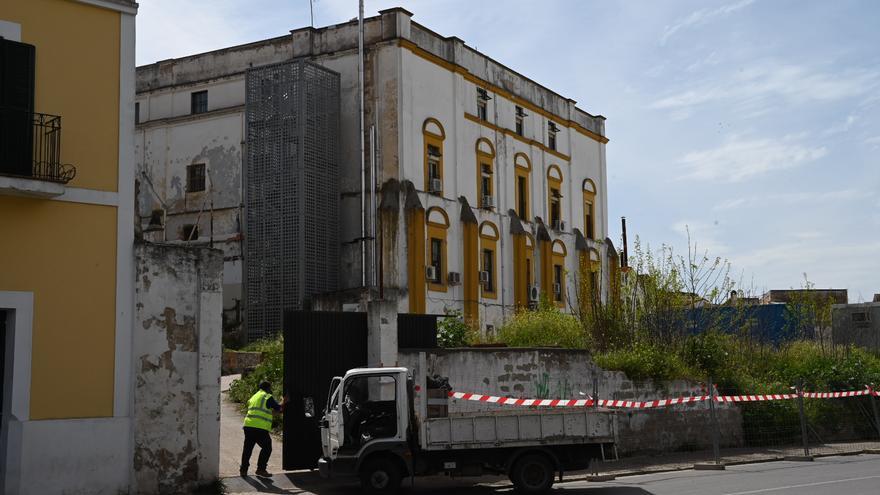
[
  {"x1": 547, "y1": 165, "x2": 563, "y2": 230},
  {"x1": 514, "y1": 153, "x2": 531, "y2": 222},
  {"x1": 479, "y1": 221, "x2": 499, "y2": 299},
  {"x1": 476, "y1": 138, "x2": 495, "y2": 209},
  {"x1": 578, "y1": 248, "x2": 602, "y2": 316},
  {"x1": 423, "y1": 118, "x2": 445, "y2": 194},
  {"x1": 551, "y1": 240, "x2": 567, "y2": 307},
  {"x1": 426, "y1": 207, "x2": 450, "y2": 292},
  {"x1": 513, "y1": 233, "x2": 536, "y2": 307},
  {"x1": 583, "y1": 179, "x2": 596, "y2": 240}
]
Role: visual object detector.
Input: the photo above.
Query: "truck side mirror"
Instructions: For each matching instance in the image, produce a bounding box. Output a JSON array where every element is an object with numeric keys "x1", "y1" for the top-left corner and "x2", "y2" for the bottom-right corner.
[{"x1": 304, "y1": 397, "x2": 315, "y2": 418}]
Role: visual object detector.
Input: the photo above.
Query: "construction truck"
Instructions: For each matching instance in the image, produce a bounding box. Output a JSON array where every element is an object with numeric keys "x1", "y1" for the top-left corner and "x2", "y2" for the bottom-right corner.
[{"x1": 316, "y1": 367, "x2": 617, "y2": 494}]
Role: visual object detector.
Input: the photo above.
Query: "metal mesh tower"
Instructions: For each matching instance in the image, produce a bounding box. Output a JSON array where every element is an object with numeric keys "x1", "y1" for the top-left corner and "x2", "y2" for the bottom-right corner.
[{"x1": 244, "y1": 59, "x2": 341, "y2": 341}]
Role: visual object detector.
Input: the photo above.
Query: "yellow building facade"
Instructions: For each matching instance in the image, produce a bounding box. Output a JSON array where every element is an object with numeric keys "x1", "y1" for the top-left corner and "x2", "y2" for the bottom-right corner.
[{"x1": 0, "y1": 1, "x2": 137, "y2": 493}]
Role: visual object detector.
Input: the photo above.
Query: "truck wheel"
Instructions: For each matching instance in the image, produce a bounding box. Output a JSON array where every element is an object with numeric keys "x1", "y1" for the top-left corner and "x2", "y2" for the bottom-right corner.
[
  {"x1": 510, "y1": 454, "x2": 555, "y2": 493},
  {"x1": 360, "y1": 457, "x2": 402, "y2": 495}
]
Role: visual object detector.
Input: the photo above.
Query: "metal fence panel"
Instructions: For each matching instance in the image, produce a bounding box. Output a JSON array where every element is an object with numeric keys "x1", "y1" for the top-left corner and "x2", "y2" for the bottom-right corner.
[{"x1": 244, "y1": 60, "x2": 341, "y2": 341}]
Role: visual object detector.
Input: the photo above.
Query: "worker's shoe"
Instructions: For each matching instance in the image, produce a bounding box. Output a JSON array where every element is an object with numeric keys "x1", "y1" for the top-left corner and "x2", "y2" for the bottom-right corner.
[{"x1": 255, "y1": 469, "x2": 271, "y2": 478}]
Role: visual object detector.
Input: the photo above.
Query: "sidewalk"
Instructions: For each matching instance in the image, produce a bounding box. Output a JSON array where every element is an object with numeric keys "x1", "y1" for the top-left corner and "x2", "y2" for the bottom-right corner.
[{"x1": 219, "y1": 375, "x2": 284, "y2": 477}]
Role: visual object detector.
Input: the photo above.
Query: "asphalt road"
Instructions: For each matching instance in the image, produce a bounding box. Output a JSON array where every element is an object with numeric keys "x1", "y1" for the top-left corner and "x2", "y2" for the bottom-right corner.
[{"x1": 223, "y1": 454, "x2": 880, "y2": 494}]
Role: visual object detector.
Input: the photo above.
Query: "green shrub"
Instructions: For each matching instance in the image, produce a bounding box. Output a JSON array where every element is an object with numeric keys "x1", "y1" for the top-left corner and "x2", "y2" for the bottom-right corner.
[
  {"x1": 594, "y1": 342, "x2": 692, "y2": 382},
  {"x1": 227, "y1": 335, "x2": 285, "y2": 429},
  {"x1": 437, "y1": 310, "x2": 473, "y2": 347},
  {"x1": 497, "y1": 301, "x2": 584, "y2": 349}
]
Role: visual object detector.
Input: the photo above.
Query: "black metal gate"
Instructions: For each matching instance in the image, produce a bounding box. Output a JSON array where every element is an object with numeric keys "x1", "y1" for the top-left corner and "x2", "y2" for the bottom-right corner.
[
  {"x1": 282, "y1": 310, "x2": 368, "y2": 470},
  {"x1": 397, "y1": 313, "x2": 439, "y2": 349}
]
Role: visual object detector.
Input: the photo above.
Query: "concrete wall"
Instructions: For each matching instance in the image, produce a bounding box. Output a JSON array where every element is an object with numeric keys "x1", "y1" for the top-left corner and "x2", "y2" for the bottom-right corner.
[
  {"x1": 133, "y1": 242, "x2": 223, "y2": 494},
  {"x1": 833, "y1": 302, "x2": 880, "y2": 350},
  {"x1": 400, "y1": 348, "x2": 743, "y2": 455}
]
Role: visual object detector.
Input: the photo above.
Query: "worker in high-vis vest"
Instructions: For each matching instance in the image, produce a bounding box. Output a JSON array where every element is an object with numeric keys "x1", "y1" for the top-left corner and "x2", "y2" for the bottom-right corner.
[{"x1": 240, "y1": 381, "x2": 285, "y2": 477}]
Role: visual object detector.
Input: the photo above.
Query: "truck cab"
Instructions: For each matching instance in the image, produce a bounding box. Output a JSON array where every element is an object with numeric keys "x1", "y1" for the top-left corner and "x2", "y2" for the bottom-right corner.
[{"x1": 318, "y1": 367, "x2": 412, "y2": 492}]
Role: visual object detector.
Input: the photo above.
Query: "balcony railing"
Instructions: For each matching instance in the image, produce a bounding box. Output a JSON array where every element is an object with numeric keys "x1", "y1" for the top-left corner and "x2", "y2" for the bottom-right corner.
[{"x1": 0, "y1": 107, "x2": 76, "y2": 184}]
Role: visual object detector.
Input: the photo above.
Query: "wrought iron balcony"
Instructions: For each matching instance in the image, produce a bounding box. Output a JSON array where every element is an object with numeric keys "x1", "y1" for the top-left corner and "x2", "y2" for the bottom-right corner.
[{"x1": 0, "y1": 107, "x2": 76, "y2": 184}]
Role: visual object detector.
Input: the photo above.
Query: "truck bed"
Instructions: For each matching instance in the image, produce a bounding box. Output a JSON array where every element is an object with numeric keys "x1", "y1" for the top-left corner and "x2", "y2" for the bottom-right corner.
[{"x1": 421, "y1": 408, "x2": 617, "y2": 451}]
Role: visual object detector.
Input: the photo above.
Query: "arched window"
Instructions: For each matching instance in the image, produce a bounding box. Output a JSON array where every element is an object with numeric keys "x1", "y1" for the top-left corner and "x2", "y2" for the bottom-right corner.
[
  {"x1": 423, "y1": 118, "x2": 445, "y2": 194},
  {"x1": 514, "y1": 153, "x2": 531, "y2": 221},
  {"x1": 426, "y1": 207, "x2": 450, "y2": 292},
  {"x1": 479, "y1": 222, "x2": 500, "y2": 299},
  {"x1": 476, "y1": 138, "x2": 495, "y2": 209},
  {"x1": 551, "y1": 240, "x2": 567, "y2": 306},
  {"x1": 583, "y1": 179, "x2": 596, "y2": 240},
  {"x1": 547, "y1": 165, "x2": 563, "y2": 230},
  {"x1": 514, "y1": 233, "x2": 536, "y2": 307}
]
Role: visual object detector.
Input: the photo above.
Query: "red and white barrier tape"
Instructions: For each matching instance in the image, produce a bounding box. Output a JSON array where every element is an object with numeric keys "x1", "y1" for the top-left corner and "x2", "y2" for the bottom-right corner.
[{"x1": 447, "y1": 387, "x2": 880, "y2": 410}]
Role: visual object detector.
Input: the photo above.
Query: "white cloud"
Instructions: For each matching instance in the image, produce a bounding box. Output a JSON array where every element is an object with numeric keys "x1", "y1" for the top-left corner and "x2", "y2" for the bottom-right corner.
[
  {"x1": 821, "y1": 114, "x2": 858, "y2": 137},
  {"x1": 865, "y1": 136, "x2": 880, "y2": 148},
  {"x1": 678, "y1": 135, "x2": 827, "y2": 182},
  {"x1": 651, "y1": 63, "x2": 880, "y2": 115},
  {"x1": 671, "y1": 220, "x2": 729, "y2": 256},
  {"x1": 713, "y1": 189, "x2": 873, "y2": 210},
  {"x1": 661, "y1": 0, "x2": 756, "y2": 45},
  {"x1": 684, "y1": 51, "x2": 720, "y2": 73}
]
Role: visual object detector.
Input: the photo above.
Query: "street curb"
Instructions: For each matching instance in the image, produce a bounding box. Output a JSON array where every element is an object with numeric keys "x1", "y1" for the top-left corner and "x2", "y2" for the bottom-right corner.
[
  {"x1": 783, "y1": 455, "x2": 814, "y2": 462},
  {"x1": 585, "y1": 474, "x2": 616, "y2": 482},
  {"x1": 694, "y1": 462, "x2": 726, "y2": 470}
]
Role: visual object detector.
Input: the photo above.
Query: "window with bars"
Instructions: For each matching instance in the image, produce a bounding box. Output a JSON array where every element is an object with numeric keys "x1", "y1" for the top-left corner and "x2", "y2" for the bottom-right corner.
[
  {"x1": 482, "y1": 248, "x2": 495, "y2": 293},
  {"x1": 548, "y1": 121, "x2": 558, "y2": 150},
  {"x1": 430, "y1": 238, "x2": 443, "y2": 283},
  {"x1": 515, "y1": 106, "x2": 526, "y2": 136},
  {"x1": 553, "y1": 264, "x2": 563, "y2": 301},
  {"x1": 550, "y1": 188, "x2": 561, "y2": 227},
  {"x1": 187, "y1": 163, "x2": 206, "y2": 192},
  {"x1": 182, "y1": 224, "x2": 199, "y2": 241},
  {"x1": 476, "y1": 87, "x2": 490, "y2": 121},
  {"x1": 191, "y1": 90, "x2": 208, "y2": 114}
]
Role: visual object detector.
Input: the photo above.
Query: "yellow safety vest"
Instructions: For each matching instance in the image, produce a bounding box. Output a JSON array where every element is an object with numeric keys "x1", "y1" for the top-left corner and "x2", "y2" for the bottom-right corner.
[{"x1": 243, "y1": 390, "x2": 274, "y2": 431}]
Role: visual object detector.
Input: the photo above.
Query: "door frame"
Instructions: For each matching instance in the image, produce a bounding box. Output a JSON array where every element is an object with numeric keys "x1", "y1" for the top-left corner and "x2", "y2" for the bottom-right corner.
[{"x1": 0, "y1": 291, "x2": 34, "y2": 495}]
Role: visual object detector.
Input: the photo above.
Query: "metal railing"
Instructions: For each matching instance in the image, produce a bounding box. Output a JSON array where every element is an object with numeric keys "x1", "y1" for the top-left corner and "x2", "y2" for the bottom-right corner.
[{"x1": 0, "y1": 107, "x2": 76, "y2": 184}]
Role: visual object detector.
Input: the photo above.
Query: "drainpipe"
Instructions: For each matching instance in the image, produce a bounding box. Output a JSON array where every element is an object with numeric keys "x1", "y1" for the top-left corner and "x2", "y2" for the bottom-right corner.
[{"x1": 358, "y1": 0, "x2": 367, "y2": 289}]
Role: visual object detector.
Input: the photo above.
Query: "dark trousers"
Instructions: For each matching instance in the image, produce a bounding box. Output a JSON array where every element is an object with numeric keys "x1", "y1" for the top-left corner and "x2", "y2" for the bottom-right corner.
[{"x1": 241, "y1": 426, "x2": 272, "y2": 471}]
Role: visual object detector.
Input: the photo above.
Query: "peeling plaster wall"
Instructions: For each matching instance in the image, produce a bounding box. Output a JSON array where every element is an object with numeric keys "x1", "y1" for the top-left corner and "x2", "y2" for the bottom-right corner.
[
  {"x1": 133, "y1": 242, "x2": 223, "y2": 494},
  {"x1": 400, "y1": 349, "x2": 743, "y2": 455}
]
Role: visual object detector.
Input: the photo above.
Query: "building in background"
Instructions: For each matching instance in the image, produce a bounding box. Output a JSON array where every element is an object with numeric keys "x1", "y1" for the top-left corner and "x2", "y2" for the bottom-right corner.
[
  {"x1": 832, "y1": 302, "x2": 880, "y2": 351},
  {"x1": 0, "y1": 0, "x2": 138, "y2": 493},
  {"x1": 760, "y1": 289, "x2": 848, "y2": 305},
  {"x1": 135, "y1": 8, "x2": 611, "y2": 339}
]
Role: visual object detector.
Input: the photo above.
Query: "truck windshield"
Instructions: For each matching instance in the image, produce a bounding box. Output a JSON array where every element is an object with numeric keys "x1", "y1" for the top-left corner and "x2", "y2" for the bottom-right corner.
[{"x1": 341, "y1": 374, "x2": 397, "y2": 452}]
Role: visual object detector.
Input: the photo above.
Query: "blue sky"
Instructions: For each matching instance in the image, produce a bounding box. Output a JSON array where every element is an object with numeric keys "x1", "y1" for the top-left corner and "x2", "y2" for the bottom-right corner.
[{"x1": 137, "y1": 0, "x2": 880, "y2": 301}]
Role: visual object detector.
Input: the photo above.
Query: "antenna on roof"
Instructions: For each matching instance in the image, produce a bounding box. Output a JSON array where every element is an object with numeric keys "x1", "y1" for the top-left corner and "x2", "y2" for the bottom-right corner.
[{"x1": 310, "y1": 0, "x2": 315, "y2": 27}]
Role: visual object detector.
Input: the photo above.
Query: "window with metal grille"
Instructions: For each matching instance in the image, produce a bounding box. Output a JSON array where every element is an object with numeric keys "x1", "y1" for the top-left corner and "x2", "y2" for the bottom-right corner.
[
  {"x1": 548, "y1": 122, "x2": 558, "y2": 150},
  {"x1": 430, "y1": 238, "x2": 443, "y2": 283},
  {"x1": 515, "y1": 106, "x2": 526, "y2": 136},
  {"x1": 550, "y1": 188, "x2": 561, "y2": 226},
  {"x1": 476, "y1": 87, "x2": 490, "y2": 120},
  {"x1": 191, "y1": 90, "x2": 208, "y2": 114},
  {"x1": 482, "y1": 248, "x2": 494, "y2": 293},
  {"x1": 554, "y1": 264, "x2": 563, "y2": 301},
  {"x1": 480, "y1": 163, "x2": 492, "y2": 207},
  {"x1": 187, "y1": 163, "x2": 206, "y2": 192}
]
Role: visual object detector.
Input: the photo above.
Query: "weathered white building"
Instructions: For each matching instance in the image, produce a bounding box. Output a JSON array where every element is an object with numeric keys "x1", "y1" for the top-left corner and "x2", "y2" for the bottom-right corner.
[{"x1": 135, "y1": 7, "x2": 613, "y2": 335}]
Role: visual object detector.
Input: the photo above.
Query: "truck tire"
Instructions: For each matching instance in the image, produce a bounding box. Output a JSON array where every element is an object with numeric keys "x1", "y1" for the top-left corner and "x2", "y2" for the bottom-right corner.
[
  {"x1": 510, "y1": 453, "x2": 555, "y2": 493},
  {"x1": 360, "y1": 457, "x2": 402, "y2": 495}
]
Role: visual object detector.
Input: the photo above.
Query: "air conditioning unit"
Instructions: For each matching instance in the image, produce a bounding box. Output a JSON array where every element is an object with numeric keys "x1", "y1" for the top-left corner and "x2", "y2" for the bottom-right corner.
[
  {"x1": 429, "y1": 178, "x2": 443, "y2": 193},
  {"x1": 447, "y1": 272, "x2": 462, "y2": 285},
  {"x1": 425, "y1": 266, "x2": 437, "y2": 281},
  {"x1": 559, "y1": 220, "x2": 566, "y2": 232},
  {"x1": 479, "y1": 271, "x2": 490, "y2": 283},
  {"x1": 553, "y1": 283, "x2": 562, "y2": 295},
  {"x1": 552, "y1": 219, "x2": 562, "y2": 231},
  {"x1": 482, "y1": 196, "x2": 494, "y2": 209},
  {"x1": 529, "y1": 285, "x2": 540, "y2": 302}
]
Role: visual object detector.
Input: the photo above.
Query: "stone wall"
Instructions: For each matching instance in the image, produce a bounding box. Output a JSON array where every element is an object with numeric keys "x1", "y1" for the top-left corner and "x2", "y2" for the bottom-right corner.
[
  {"x1": 133, "y1": 242, "x2": 223, "y2": 493},
  {"x1": 399, "y1": 348, "x2": 743, "y2": 455}
]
